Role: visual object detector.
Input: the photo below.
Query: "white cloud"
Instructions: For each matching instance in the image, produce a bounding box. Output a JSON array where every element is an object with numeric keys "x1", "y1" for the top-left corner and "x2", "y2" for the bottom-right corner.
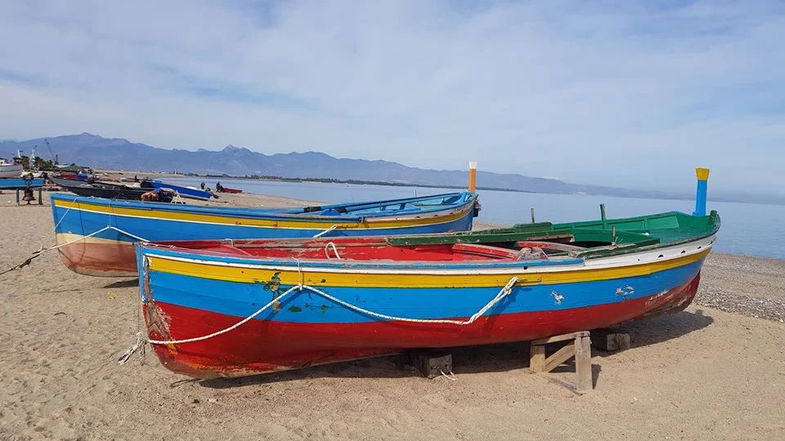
[{"x1": 0, "y1": 0, "x2": 783, "y2": 195}]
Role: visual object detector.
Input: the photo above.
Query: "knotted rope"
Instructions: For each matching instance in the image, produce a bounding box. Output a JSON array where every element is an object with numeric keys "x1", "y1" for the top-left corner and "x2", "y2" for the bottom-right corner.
[{"x1": 2, "y1": 195, "x2": 149, "y2": 276}]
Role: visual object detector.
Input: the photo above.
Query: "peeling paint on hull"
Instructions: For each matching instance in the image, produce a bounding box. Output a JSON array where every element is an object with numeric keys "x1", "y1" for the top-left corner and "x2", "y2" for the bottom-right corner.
[{"x1": 57, "y1": 240, "x2": 137, "y2": 277}]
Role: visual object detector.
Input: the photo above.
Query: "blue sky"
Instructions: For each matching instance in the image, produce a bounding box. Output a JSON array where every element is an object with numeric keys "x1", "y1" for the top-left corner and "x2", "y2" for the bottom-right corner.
[{"x1": 1, "y1": 0, "x2": 784, "y2": 196}]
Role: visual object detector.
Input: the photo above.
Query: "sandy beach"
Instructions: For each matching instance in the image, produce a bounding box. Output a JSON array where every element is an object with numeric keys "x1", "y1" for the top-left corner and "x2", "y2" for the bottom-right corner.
[{"x1": 1, "y1": 189, "x2": 783, "y2": 441}]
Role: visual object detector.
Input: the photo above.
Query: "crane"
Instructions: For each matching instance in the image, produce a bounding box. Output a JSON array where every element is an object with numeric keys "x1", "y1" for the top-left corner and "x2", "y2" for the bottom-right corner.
[{"x1": 45, "y1": 139, "x2": 58, "y2": 165}]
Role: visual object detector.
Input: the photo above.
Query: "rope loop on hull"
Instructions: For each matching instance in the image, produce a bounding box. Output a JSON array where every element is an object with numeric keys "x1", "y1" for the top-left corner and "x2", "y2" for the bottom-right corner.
[
  {"x1": 119, "y1": 276, "x2": 520, "y2": 363},
  {"x1": 4, "y1": 197, "x2": 150, "y2": 276},
  {"x1": 313, "y1": 224, "x2": 339, "y2": 238},
  {"x1": 3, "y1": 223, "x2": 149, "y2": 275}
]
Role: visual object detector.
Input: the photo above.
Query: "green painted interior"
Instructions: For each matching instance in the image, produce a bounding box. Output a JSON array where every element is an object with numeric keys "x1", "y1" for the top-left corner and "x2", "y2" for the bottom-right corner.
[{"x1": 387, "y1": 210, "x2": 721, "y2": 259}]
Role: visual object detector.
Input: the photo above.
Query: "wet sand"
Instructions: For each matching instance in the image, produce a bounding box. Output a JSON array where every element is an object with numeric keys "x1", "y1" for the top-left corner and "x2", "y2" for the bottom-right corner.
[{"x1": 0, "y1": 190, "x2": 783, "y2": 441}]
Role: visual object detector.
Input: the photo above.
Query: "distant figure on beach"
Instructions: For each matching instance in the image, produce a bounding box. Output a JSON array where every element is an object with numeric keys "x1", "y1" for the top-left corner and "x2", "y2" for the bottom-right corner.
[
  {"x1": 200, "y1": 182, "x2": 205, "y2": 190},
  {"x1": 216, "y1": 182, "x2": 224, "y2": 192},
  {"x1": 134, "y1": 175, "x2": 139, "y2": 182}
]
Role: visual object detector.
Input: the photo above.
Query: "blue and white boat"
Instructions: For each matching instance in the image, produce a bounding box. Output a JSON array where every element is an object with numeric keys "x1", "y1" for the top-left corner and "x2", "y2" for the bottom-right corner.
[
  {"x1": 50, "y1": 191, "x2": 480, "y2": 277},
  {"x1": 149, "y1": 180, "x2": 214, "y2": 200}
]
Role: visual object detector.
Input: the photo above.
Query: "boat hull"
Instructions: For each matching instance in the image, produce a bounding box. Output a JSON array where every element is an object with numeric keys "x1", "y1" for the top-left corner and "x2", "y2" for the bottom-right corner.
[
  {"x1": 0, "y1": 163, "x2": 23, "y2": 178},
  {"x1": 145, "y1": 275, "x2": 700, "y2": 378},
  {"x1": 51, "y1": 192, "x2": 478, "y2": 276},
  {"x1": 60, "y1": 186, "x2": 149, "y2": 200},
  {"x1": 151, "y1": 181, "x2": 213, "y2": 200},
  {"x1": 137, "y1": 235, "x2": 712, "y2": 378}
]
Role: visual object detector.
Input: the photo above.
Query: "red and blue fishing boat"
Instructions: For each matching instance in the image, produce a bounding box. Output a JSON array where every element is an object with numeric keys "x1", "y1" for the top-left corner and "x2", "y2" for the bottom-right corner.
[
  {"x1": 50, "y1": 191, "x2": 479, "y2": 277},
  {"x1": 135, "y1": 196, "x2": 720, "y2": 378}
]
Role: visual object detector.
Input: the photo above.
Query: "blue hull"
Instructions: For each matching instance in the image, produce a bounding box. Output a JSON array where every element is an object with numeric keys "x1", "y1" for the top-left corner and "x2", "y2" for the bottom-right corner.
[
  {"x1": 151, "y1": 181, "x2": 213, "y2": 200},
  {"x1": 51, "y1": 191, "x2": 478, "y2": 276}
]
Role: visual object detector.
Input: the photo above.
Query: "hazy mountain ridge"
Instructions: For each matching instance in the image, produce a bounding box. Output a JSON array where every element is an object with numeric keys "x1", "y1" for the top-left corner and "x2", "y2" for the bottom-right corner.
[{"x1": 0, "y1": 133, "x2": 688, "y2": 199}]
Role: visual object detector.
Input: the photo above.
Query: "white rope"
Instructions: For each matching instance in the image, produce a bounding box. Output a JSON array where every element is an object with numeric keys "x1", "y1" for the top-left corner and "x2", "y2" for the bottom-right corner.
[
  {"x1": 3, "y1": 223, "x2": 152, "y2": 276},
  {"x1": 119, "y1": 276, "x2": 520, "y2": 364},
  {"x1": 324, "y1": 242, "x2": 342, "y2": 260},
  {"x1": 313, "y1": 224, "x2": 338, "y2": 238},
  {"x1": 120, "y1": 285, "x2": 301, "y2": 363},
  {"x1": 295, "y1": 259, "x2": 304, "y2": 287},
  {"x1": 303, "y1": 277, "x2": 519, "y2": 325},
  {"x1": 48, "y1": 225, "x2": 149, "y2": 251},
  {"x1": 51, "y1": 197, "x2": 147, "y2": 246},
  {"x1": 145, "y1": 285, "x2": 300, "y2": 346},
  {"x1": 105, "y1": 226, "x2": 148, "y2": 242},
  {"x1": 52, "y1": 198, "x2": 80, "y2": 230},
  {"x1": 440, "y1": 369, "x2": 457, "y2": 381},
  {"x1": 3, "y1": 194, "x2": 161, "y2": 276}
]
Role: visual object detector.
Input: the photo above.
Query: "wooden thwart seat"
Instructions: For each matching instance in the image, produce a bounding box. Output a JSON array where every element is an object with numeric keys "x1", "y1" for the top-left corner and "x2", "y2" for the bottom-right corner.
[
  {"x1": 451, "y1": 243, "x2": 520, "y2": 259},
  {"x1": 516, "y1": 240, "x2": 585, "y2": 253}
]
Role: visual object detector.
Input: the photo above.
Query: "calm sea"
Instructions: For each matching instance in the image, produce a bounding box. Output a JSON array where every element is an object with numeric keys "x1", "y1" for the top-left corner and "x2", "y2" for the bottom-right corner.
[{"x1": 168, "y1": 177, "x2": 785, "y2": 260}]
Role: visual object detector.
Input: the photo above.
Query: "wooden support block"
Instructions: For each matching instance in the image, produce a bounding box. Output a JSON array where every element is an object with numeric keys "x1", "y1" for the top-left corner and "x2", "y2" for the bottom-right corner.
[
  {"x1": 529, "y1": 331, "x2": 593, "y2": 393},
  {"x1": 591, "y1": 329, "x2": 631, "y2": 352},
  {"x1": 410, "y1": 350, "x2": 452, "y2": 379},
  {"x1": 541, "y1": 344, "x2": 576, "y2": 373},
  {"x1": 529, "y1": 343, "x2": 546, "y2": 373},
  {"x1": 575, "y1": 333, "x2": 593, "y2": 393}
]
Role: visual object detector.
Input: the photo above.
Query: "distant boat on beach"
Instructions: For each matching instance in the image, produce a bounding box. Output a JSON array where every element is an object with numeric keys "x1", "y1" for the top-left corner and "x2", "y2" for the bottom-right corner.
[
  {"x1": 149, "y1": 180, "x2": 214, "y2": 201},
  {"x1": 0, "y1": 158, "x2": 22, "y2": 178},
  {"x1": 50, "y1": 177, "x2": 161, "y2": 201},
  {"x1": 215, "y1": 183, "x2": 242, "y2": 194}
]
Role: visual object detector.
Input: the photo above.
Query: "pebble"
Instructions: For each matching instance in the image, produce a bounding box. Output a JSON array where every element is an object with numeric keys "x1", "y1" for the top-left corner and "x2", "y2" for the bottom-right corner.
[{"x1": 695, "y1": 288, "x2": 785, "y2": 322}]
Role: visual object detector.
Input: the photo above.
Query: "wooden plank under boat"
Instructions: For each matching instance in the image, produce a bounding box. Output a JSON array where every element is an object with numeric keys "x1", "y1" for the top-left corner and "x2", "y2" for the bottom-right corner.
[
  {"x1": 135, "y1": 209, "x2": 720, "y2": 378},
  {"x1": 50, "y1": 191, "x2": 480, "y2": 277}
]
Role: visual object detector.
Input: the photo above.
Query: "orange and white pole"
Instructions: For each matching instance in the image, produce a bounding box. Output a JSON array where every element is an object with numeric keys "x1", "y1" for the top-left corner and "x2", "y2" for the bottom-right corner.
[{"x1": 468, "y1": 161, "x2": 477, "y2": 193}]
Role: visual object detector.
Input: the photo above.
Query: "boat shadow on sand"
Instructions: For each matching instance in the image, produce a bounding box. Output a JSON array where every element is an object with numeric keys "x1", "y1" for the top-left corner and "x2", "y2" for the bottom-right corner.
[
  {"x1": 104, "y1": 279, "x2": 138, "y2": 288},
  {"x1": 193, "y1": 309, "x2": 714, "y2": 390}
]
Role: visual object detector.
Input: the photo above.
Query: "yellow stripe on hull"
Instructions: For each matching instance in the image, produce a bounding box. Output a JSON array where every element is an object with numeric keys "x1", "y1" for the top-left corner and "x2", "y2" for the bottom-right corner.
[
  {"x1": 52, "y1": 199, "x2": 472, "y2": 230},
  {"x1": 146, "y1": 249, "x2": 710, "y2": 288}
]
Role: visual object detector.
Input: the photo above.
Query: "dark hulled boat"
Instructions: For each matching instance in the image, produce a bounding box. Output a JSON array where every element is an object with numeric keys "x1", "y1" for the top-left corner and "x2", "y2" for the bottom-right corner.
[{"x1": 51, "y1": 177, "x2": 153, "y2": 200}]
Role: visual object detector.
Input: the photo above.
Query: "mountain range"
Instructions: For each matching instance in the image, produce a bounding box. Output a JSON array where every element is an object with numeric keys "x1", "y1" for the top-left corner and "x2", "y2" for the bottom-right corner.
[{"x1": 0, "y1": 133, "x2": 687, "y2": 200}]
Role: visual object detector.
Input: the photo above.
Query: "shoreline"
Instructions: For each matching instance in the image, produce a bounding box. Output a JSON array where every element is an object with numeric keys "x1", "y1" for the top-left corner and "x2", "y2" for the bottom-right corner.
[{"x1": 93, "y1": 168, "x2": 781, "y2": 208}]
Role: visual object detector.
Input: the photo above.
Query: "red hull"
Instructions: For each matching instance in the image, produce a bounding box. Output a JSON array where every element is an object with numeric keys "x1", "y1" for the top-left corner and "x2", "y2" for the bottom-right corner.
[
  {"x1": 57, "y1": 242, "x2": 137, "y2": 277},
  {"x1": 145, "y1": 275, "x2": 701, "y2": 378},
  {"x1": 219, "y1": 187, "x2": 242, "y2": 193}
]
